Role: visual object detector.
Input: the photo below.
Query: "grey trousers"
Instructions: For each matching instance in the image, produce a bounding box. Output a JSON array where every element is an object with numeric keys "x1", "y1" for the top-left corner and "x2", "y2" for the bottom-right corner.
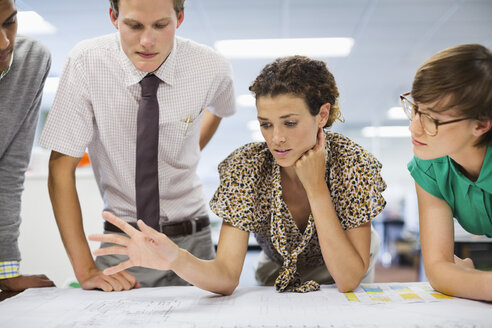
[
  {"x1": 95, "y1": 225, "x2": 215, "y2": 287},
  {"x1": 255, "y1": 225, "x2": 381, "y2": 286}
]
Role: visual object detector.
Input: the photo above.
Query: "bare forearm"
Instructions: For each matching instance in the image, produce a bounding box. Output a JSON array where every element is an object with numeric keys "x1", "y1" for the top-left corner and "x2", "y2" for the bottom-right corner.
[
  {"x1": 415, "y1": 183, "x2": 492, "y2": 301},
  {"x1": 171, "y1": 249, "x2": 239, "y2": 295},
  {"x1": 307, "y1": 185, "x2": 367, "y2": 291},
  {"x1": 48, "y1": 163, "x2": 96, "y2": 281},
  {"x1": 426, "y1": 260, "x2": 492, "y2": 301},
  {"x1": 199, "y1": 110, "x2": 221, "y2": 150}
]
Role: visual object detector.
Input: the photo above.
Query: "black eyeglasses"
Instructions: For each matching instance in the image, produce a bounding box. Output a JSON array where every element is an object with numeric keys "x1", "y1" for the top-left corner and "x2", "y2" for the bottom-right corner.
[{"x1": 400, "y1": 92, "x2": 470, "y2": 136}]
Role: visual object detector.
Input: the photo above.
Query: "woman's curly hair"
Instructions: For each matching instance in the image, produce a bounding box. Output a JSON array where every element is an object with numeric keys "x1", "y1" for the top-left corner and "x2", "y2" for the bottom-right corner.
[{"x1": 249, "y1": 56, "x2": 343, "y2": 128}]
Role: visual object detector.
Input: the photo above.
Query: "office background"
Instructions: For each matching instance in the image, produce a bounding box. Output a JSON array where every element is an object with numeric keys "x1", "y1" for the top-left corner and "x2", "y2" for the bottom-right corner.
[{"x1": 14, "y1": 0, "x2": 492, "y2": 286}]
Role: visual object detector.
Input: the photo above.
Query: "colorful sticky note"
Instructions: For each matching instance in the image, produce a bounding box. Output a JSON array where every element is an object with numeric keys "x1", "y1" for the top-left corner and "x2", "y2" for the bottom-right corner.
[
  {"x1": 421, "y1": 286, "x2": 434, "y2": 292},
  {"x1": 345, "y1": 292, "x2": 359, "y2": 302},
  {"x1": 362, "y1": 286, "x2": 383, "y2": 294},
  {"x1": 430, "y1": 292, "x2": 454, "y2": 299},
  {"x1": 390, "y1": 285, "x2": 412, "y2": 293},
  {"x1": 371, "y1": 297, "x2": 391, "y2": 301},
  {"x1": 399, "y1": 293, "x2": 422, "y2": 300}
]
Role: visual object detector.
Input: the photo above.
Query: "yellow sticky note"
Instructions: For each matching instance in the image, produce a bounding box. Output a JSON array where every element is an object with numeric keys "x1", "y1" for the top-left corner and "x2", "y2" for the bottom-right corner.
[
  {"x1": 430, "y1": 292, "x2": 454, "y2": 299},
  {"x1": 345, "y1": 292, "x2": 359, "y2": 301},
  {"x1": 391, "y1": 286, "x2": 412, "y2": 293},
  {"x1": 371, "y1": 297, "x2": 391, "y2": 301},
  {"x1": 400, "y1": 293, "x2": 422, "y2": 300}
]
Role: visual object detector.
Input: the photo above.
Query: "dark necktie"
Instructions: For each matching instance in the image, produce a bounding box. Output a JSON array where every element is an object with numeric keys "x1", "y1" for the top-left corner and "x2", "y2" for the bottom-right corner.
[{"x1": 135, "y1": 74, "x2": 161, "y2": 230}]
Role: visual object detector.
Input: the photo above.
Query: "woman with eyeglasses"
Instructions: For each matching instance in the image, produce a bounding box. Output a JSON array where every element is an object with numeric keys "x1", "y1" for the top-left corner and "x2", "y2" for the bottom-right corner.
[{"x1": 403, "y1": 44, "x2": 492, "y2": 301}]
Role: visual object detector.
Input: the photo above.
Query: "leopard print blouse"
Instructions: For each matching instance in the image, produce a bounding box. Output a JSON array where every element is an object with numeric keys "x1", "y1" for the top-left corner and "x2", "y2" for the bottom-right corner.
[{"x1": 209, "y1": 131, "x2": 386, "y2": 292}]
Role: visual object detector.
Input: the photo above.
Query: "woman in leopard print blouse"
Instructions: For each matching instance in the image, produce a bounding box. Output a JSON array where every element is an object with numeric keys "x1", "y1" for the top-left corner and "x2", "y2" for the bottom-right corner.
[{"x1": 90, "y1": 56, "x2": 386, "y2": 295}]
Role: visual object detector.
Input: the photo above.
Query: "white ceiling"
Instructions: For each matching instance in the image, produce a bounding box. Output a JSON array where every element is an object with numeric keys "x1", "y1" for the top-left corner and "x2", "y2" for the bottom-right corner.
[{"x1": 18, "y1": 0, "x2": 492, "y2": 126}]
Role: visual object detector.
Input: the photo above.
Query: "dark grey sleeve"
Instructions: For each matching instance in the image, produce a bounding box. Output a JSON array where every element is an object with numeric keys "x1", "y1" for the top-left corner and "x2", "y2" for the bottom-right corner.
[{"x1": 0, "y1": 57, "x2": 51, "y2": 262}]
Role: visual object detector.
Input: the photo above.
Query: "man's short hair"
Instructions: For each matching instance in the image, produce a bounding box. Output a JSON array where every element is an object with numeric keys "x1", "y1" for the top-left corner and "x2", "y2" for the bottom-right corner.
[{"x1": 109, "y1": 0, "x2": 185, "y2": 17}]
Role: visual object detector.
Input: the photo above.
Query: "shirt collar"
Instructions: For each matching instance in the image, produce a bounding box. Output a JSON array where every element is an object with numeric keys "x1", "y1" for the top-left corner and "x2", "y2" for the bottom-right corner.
[
  {"x1": 152, "y1": 38, "x2": 177, "y2": 85},
  {"x1": 450, "y1": 144, "x2": 492, "y2": 196},
  {"x1": 0, "y1": 49, "x2": 14, "y2": 81},
  {"x1": 269, "y1": 151, "x2": 319, "y2": 292},
  {"x1": 118, "y1": 34, "x2": 177, "y2": 87}
]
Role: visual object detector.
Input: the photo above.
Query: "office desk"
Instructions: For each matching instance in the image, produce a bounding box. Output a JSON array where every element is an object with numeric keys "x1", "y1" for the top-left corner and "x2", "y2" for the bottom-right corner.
[
  {"x1": 454, "y1": 226, "x2": 492, "y2": 271},
  {"x1": 1, "y1": 283, "x2": 490, "y2": 327},
  {"x1": 455, "y1": 234, "x2": 492, "y2": 256}
]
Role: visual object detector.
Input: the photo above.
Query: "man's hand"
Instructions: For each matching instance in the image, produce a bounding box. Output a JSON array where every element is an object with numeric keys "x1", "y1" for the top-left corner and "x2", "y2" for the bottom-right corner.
[
  {"x1": 0, "y1": 274, "x2": 55, "y2": 292},
  {"x1": 89, "y1": 212, "x2": 180, "y2": 276},
  {"x1": 78, "y1": 266, "x2": 139, "y2": 292}
]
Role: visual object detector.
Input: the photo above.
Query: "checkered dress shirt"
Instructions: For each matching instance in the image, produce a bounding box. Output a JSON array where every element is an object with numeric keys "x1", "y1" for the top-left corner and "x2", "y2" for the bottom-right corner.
[{"x1": 40, "y1": 33, "x2": 235, "y2": 224}]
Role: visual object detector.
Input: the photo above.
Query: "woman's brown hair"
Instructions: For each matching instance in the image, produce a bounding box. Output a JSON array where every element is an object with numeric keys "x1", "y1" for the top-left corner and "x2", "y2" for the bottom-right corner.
[
  {"x1": 412, "y1": 44, "x2": 492, "y2": 146},
  {"x1": 249, "y1": 56, "x2": 343, "y2": 128}
]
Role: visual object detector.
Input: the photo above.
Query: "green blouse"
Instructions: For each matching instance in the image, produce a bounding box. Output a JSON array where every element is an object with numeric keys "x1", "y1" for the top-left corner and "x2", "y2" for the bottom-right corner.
[{"x1": 408, "y1": 145, "x2": 492, "y2": 237}]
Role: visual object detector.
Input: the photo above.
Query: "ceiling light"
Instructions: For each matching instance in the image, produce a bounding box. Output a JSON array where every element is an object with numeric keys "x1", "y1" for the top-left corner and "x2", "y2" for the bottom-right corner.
[
  {"x1": 237, "y1": 94, "x2": 256, "y2": 107},
  {"x1": 387, "y1": 106, "x2": 407, "y2": 120},
  {"x1": 215, "y1": 38, "x2": 354, "y2": 59},
  {"x1": 18, "y1": 11, "x2": 57, "y2": 35},
  {"x1": 362, "y1": 126, "x2": 410, "y2": 138}
]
